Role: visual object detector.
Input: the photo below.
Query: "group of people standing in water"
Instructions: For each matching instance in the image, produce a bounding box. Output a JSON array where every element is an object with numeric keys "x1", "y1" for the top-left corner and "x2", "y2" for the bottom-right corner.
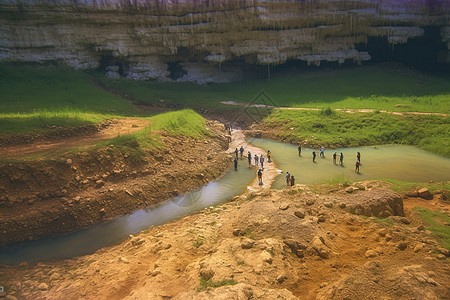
[
  {"x1": 299, "y1": 144, "x2": 361, "y2": 173},
  {"x1": 233, "y1": 146, "x2": 271, "y2": 186}
]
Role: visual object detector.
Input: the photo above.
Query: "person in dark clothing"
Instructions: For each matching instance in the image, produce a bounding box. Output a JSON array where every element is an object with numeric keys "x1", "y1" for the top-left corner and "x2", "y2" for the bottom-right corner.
[
  {"x1": 312, "y1": 151, "x2": 316, "y2": 162},
  {"x1": 339, "y1": 152, "x2": 344, "y2": 166},
  {"x1": 257, "y1": 169, "x2": 263, "y2": 185},
  {"x1": 290, "y1": 175, "x2": 295, "y2": 186},
  {"x1": 285, "y1": 172, "x2": 291, "y2": 186},
  {"x1": 333, "y1": 152, "x2": 337, "y2": 164},
  {"x1": 357, "y1": 152, "x2": 361, "y2": 163},
  {"x1": 234, "y1": 148, "x2": 239, "y2": 158},
  {"x1": 234, "y1": 157, "x2": 238, "y2": 171},
  {"x1": 239, "y1": 146, "x2": 244, "y2": 159},
  {"x1": 355, "y1": 160, "x2": 360, "y2": 173},
  {"x1": 298, "y1": 145, "x2": 302, "y2": 156},
  {"x1": 247, "y1": 151, "x2": 252, "y2": 167}
]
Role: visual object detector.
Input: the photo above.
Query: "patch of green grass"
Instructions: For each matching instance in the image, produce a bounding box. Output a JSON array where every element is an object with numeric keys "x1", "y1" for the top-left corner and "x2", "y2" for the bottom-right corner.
[
  {"x1": 386, "y1": 180, "x2": 450, "y2": 198},
  {"x1": 98, "y1": 109, "x2": 209, "y2": 151},
  {"x1": 0, "y1": 108, "x2": 109, "y2": 134},
  {"x1": 412, "y1": 207, "x2": 450, "y2": 250},
  {"x1": 199, "y1": 277, "x2": 237, "y2": 289},
  {"x1": 261, "y1": 109, "x2": 450, "y2": 157},
  {"x1": 0, "y1": 63, "x2": 138, "y2": 115},
  {"x1": 194, "y1": 236, "x2": 205, "y2": 248},
  {"x1": 97, "y1": 64, "x2": 450, "y2": 113}
]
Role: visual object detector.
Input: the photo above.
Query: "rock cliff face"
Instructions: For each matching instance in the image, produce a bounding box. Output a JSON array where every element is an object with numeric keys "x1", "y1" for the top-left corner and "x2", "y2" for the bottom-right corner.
[{"x1": 0, "y1": 0, "x2": 449, "y2": 83}]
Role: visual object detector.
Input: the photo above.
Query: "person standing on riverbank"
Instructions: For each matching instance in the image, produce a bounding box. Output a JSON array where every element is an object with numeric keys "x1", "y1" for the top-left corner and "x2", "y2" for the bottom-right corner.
[
  {"x1": 258, "y1": 169, "x2": 263, "y2": 185},
  {"x1": 234, "y1": 157, "x2": 238, "y2": 171},
  {"x1": 285, "y1": 172, "x2": 291, "y2": 186},
  {"x1": 339, "y1": 152, "x2": 344, "y2": 166},
  {"x1": 260, "y1": 154, "x2": 265, "y2": 169},
  {"x1": 248, "y1": 151, "x2": 252, "y2": 167},
  {"x1": 290, "y1": 175, "x2": 295, "y2": 186},
  {"x1": 267, "y1": 150, "x2": 271, "y2": 163},
  {"x1": 333, "y1": 152, "x2": 337, "y2": 164},
  {"x1": 298, "y1": 145, "x2": 302, "y2": 156},
  {"x1": 254, "y1": 154, "x2": 259, "y2": 167},
  {"x1": 312, "y1": 151, "x2": 316, "y2": 162},
  {"x1": 240, "y1": 146, "x2": 244, "y2": 159},
  {"x1": 355, "y1": 160, "x2": 360, "y2": 173}
]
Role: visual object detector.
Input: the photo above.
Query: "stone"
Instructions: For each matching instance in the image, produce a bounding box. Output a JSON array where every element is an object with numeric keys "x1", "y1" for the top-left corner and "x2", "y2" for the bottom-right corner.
[
  {"x1": 279, "y1": 204, "x2": 290, "y2": 210},
  {"x1": 365, "y1": 250, "x2": 378, "y2": 258},
  {"x1": 241, "y1": 239, "x2": 255, "y2": 249},
  {"x1": 418, "y1": 188, "x2": 432, "y2": 200},
  {"x1": 261, "y1": 251, "x2": 273, "y2": 264},
  {"x1": 95, "y1": 180, "x2": 104, "y2": 188},
  {"x1": 0, "y1": 292, "x2": 6, "y2": 298},
  {"x1": 294, "y1": 211, "x2": 305, "y2": 219},
  {"x1": 416, "y1": 225, "x2": 425, "y2": 231},
  {"x1": 306, "y1": 199, "x2": 315, "y2": 206},
  {"x1": 323, "y1": 202, "x2": 333, "y2": 208},
  {"x1": 338, "y1": 203, "x2": 346, "y2": 209},
  {"x1": 200, "y1": 269, "x2": 215, "y2": 281},
  {"x1": 413, "y1": 244, "x2": 424, "y2": 252},
  {"x1": 38, "y1": 283, "x2": 48, "y2": 291},
  {"x1": 437, "y1": 247, "x2": 450, "y2": 257},
  {"x1": 397, "y1": 242, "x2": 408, "y2": 251},
  {"x1": 317, "y1": 215, "x2": 326, "y2": 223},
  {"x1": 232, "y1": 229, "x2": 242, "y2": 236},
  {"x1": 276, "y1": 274, "x2": 288, "y2": 284},
  {"x1": 119, "y1": 257, "x2": 129, "y2": 264},
  {"x1": 405, "y1": 191, "x2": 419, "y2": 197}
]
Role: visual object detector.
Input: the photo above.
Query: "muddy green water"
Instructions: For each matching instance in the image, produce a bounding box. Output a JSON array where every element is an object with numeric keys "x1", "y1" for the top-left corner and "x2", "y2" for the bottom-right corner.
[{"x1": 248, "y1": 138, "x2": 450, "y2": 189}]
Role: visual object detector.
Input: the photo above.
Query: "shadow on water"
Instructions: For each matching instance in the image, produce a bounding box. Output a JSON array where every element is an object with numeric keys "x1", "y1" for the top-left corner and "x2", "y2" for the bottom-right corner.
[
  {"x1": 0, "y1": 164, "x2": 255, "y2": 265},
  {"x1": 248, "y1": 138, "x2": 450, "y2": 190}
]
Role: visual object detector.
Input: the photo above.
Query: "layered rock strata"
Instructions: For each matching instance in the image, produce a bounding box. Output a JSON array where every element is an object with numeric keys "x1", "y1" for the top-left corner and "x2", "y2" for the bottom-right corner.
[{"x1": 0, "y1": 0, "x2": 449, "y2": 82}]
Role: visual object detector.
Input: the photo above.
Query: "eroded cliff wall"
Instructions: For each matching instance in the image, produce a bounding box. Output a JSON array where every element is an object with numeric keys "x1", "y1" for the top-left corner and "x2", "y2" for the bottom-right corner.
[{"x1": 1, "y1": 0, "x2": 449, "y2": 83}]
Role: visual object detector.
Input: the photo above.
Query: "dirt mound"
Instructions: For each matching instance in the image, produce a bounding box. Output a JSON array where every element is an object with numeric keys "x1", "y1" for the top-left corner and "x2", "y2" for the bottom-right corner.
[
  {"x1": 0, "y1": 120, "x2": 230, "y2": 245},
  {"x1": 2, "y1": 182, "x2": 448, "y2": 299}
]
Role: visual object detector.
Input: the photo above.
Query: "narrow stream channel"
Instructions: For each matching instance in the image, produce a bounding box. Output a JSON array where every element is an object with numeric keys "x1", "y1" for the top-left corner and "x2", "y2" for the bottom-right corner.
[
  {"x1": 248, "y1": 138, "x2": 450, "y2": 189},
  {"x1": 1, "y1": 140, "x2": 449, "y2": 265},
  {"x1": 0, "y1": 165, "x2": 255, "y2": 265}
]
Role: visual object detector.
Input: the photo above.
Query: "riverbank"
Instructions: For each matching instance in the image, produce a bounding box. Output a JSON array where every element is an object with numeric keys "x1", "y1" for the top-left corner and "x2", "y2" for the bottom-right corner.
[
  {"x1": 0, "y1": 120, "x2": 231, "y2": 246},
  {"x1": 0, "y1": 180, "x2": 448, "y2": 299},
  {"x1": 246, "y1": 109, "x2": 450, "y2": 157}
]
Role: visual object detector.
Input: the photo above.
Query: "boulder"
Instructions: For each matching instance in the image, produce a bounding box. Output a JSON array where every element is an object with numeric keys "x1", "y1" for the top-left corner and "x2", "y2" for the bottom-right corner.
[
  {"x1": 294, "y1": 211, "x2": 305, "y2": 219},
  {"x1": 418, "y1": 188, "x2": 432, "y2": 200},
  {"x1": 241, "y1": 239, "x2": 255, "y2": 249}
]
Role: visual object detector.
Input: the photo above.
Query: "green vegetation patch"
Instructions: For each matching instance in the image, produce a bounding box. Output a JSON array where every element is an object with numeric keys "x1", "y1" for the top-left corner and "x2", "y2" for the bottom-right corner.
[
  {"x1": 103, "y1": 109, "x2": 208, "y2": 151},
  {"x1": 386, "y1": 180, "x2": 450, "y2": 198},
  {"x1": 0, "y1": 63, "x2": 138, "y2": 115},
  {"x1": 261, "y1": 109, "x2": 450, "y2": 157},
  {"x1": 0, "y1": 108, "x2": 108, "y2": 134},
  {"x1": 97, "y1": 64, "x2": 450, "y2": 113},
  {"x1": 412, "y1": 207, "x2": 450, "y2": 250},
  {"x1": 199, "y1": 277, "x2": 237, "y2": 289}
]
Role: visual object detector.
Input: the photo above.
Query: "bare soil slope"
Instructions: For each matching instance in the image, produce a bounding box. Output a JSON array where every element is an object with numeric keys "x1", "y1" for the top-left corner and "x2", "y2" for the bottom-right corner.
[{"x1": 1, "y1": 182, "x2": 448, "y2": 299}]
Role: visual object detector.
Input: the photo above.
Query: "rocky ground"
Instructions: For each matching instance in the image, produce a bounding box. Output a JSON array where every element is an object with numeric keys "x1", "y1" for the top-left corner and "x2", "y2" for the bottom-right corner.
[
  {"x1": 0, "y1": 120, "x2": 231, "y2": 245},
  {"x1": 0, "y1": 181, "x2": 448, "y2": 300}
]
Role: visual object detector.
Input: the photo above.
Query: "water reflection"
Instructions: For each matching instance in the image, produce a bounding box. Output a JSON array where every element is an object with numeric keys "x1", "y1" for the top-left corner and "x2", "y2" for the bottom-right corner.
[{"x1": 0, "y1": 165, "x2": 255, "y2": 264}]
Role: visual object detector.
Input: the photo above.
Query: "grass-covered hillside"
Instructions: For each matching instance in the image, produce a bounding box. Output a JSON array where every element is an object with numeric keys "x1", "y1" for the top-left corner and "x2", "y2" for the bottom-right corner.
[
  {"x1": 258, "y1": 109, "x2": 449, "y2": 157},
  {"x1": 0, "y1": 62, "x2": 448, "y2": 157}
]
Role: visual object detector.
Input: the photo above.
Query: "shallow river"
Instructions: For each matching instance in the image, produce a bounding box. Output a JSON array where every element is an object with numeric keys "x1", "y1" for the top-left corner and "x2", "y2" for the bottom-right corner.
[
  {"x1": 248, "y1": 138, "x2": 450, "y2": 190},
  {"x1": 1, "y1": 140, "x2": 449, "y2": 264},
  {"x1": 0, "y1": 165, "x2": 255, "y2": 264}
]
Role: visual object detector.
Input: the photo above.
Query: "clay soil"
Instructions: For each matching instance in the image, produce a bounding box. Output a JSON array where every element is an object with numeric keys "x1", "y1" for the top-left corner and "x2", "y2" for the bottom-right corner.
[
  {"x1": 0, "y1": 119, "x2": 449, "y2": 300},
  {"x1": 0, "y1": 181, "x2": 448, "y2": 299},
  {"x1": 0, "y1": 119, "x2": 231, "y2": 246}
]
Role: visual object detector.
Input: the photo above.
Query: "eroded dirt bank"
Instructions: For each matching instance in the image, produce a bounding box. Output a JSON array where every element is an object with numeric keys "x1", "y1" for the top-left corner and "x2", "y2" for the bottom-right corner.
[
  {"x1": 0, "y1": 120, "x2": 231, "y2": 246},
  {"x1": 0, "y1": 181, "x2": 448, "y2": 299}
]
